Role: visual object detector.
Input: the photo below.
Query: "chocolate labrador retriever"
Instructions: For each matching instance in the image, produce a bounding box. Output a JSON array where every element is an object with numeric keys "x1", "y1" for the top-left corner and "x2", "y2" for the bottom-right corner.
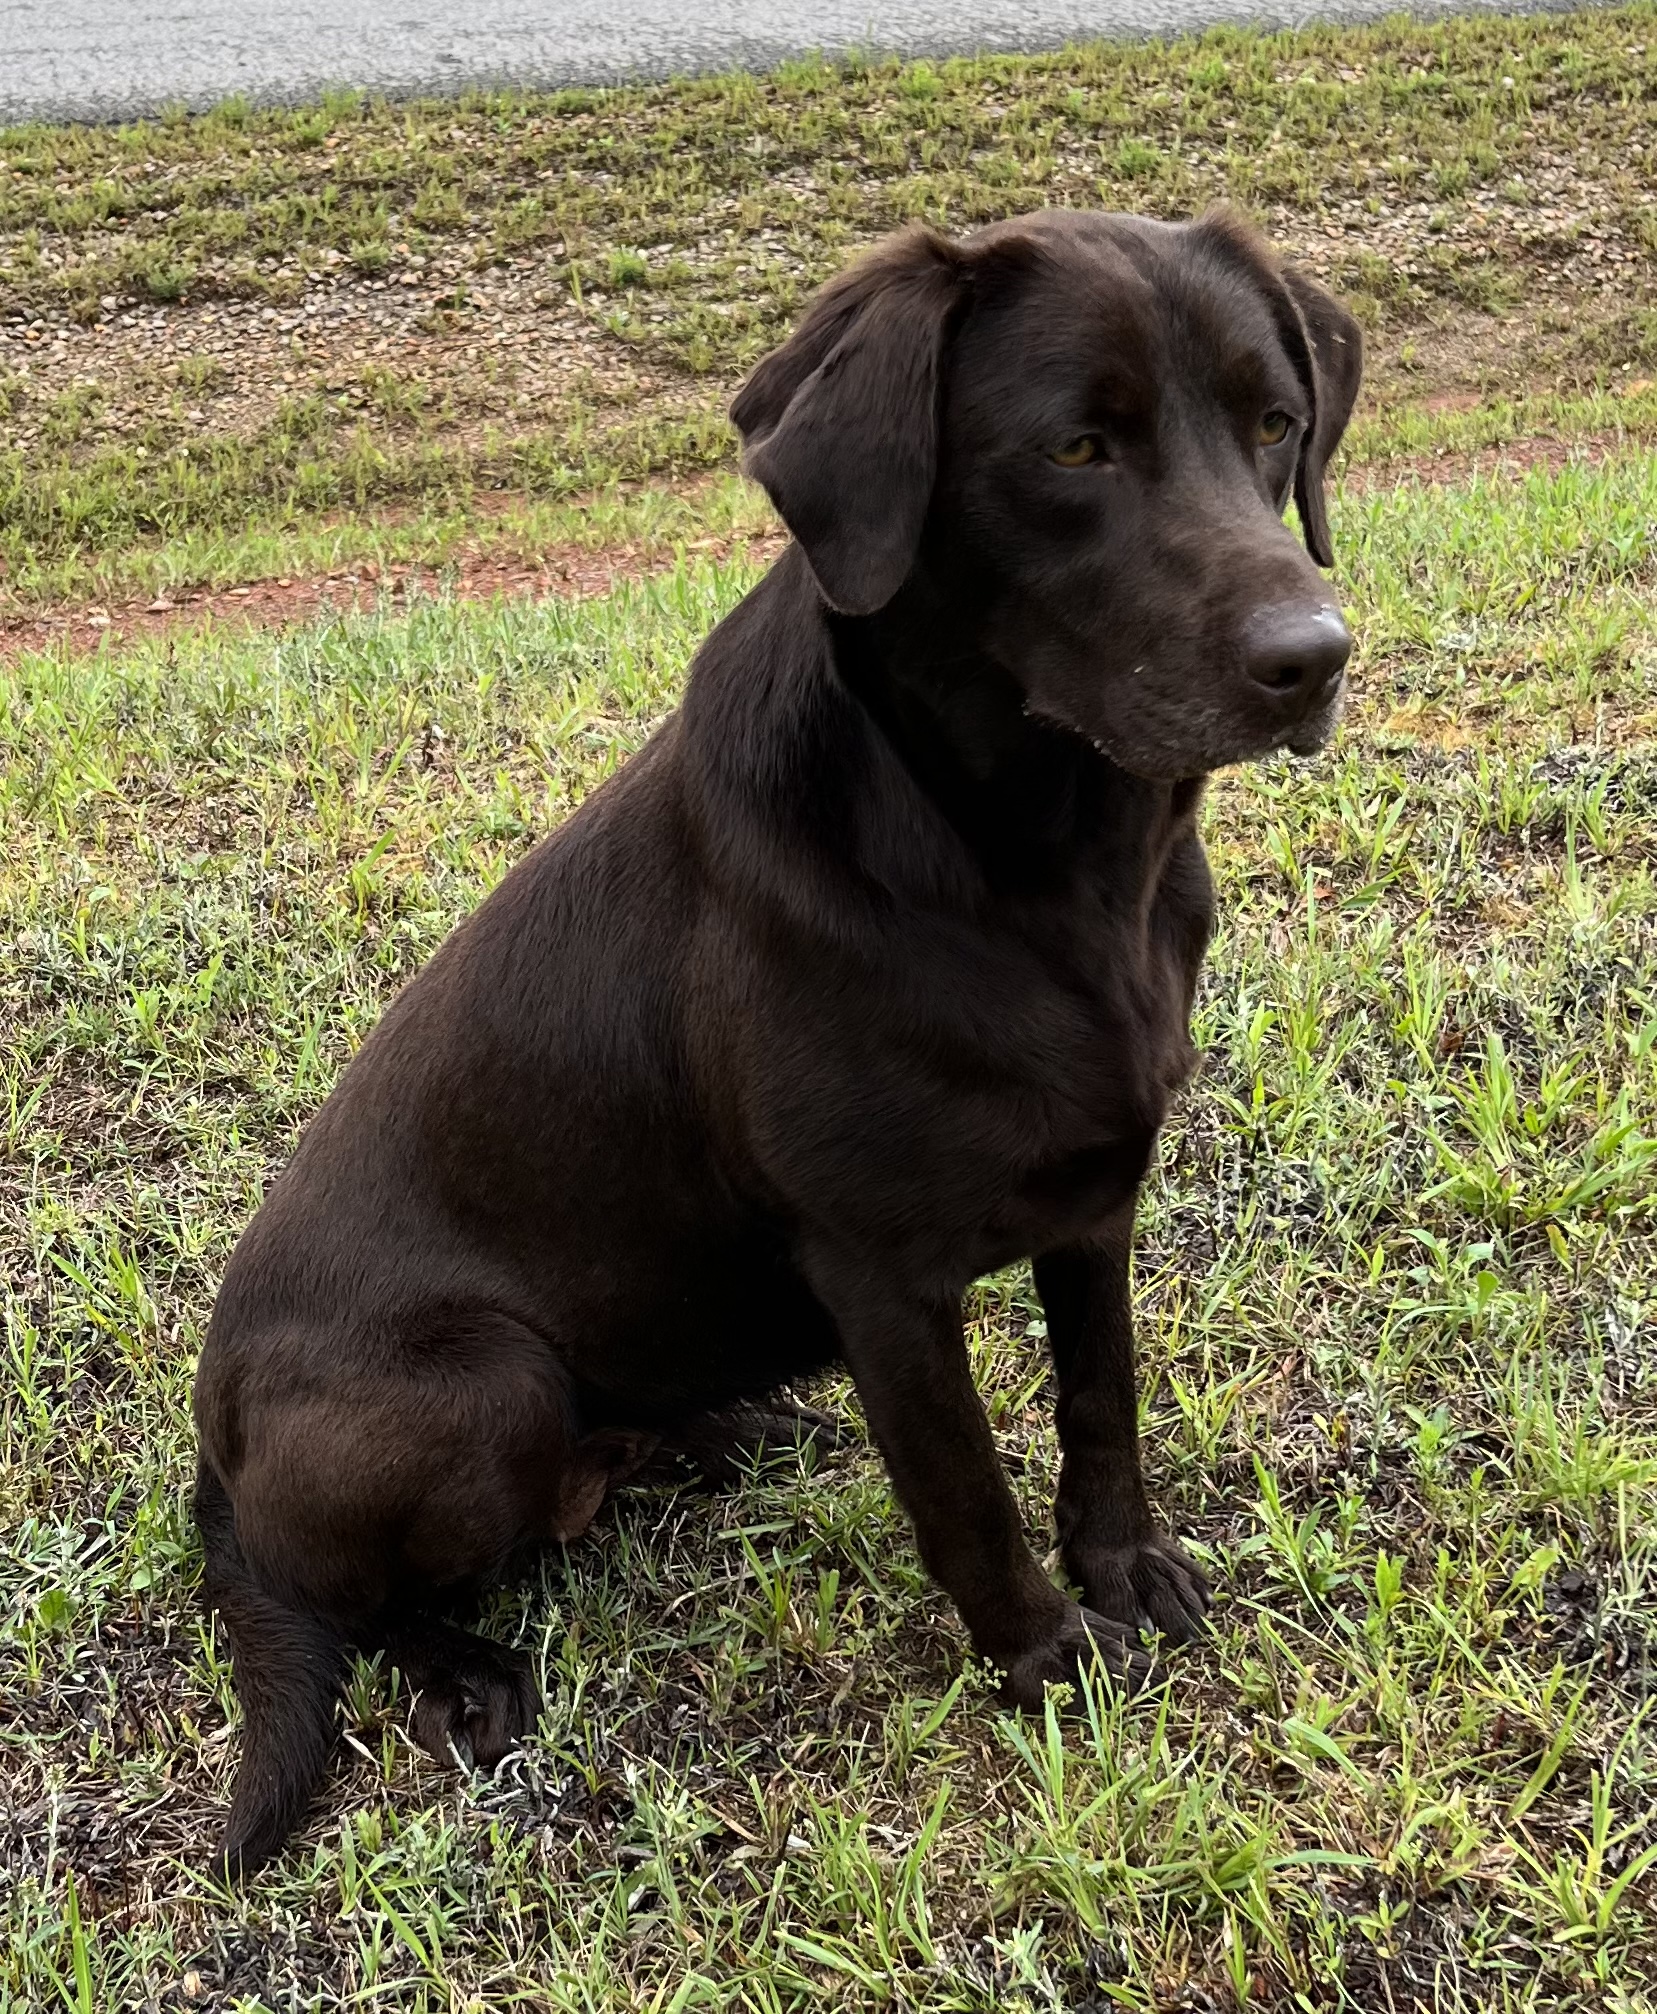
[{"x1": 193, "y1": 206, "x2": 1361, "y2": 1873}]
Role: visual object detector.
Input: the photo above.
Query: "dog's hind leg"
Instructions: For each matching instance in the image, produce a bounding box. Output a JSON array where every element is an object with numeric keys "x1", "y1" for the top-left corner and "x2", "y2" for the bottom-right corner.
[
  {"x1": 198, "y1": 1319, "x2": 655, "y2": 1853},
  {"x1": 665, "y1": 1396, "x2": 843, "y2": 1483},
  {"x1": 366, "y1": 1424, "x2": 659, "y2": 1774},
  {"x1": 195, "y1": 1460, "x2": 347, "y2": 1878},
  {"x1": 370, "y1": 1613, "x2": 543, "y2": 1771}
]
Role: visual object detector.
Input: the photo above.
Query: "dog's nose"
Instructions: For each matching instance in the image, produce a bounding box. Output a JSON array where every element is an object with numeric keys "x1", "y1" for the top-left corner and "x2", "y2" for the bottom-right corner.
[{"x1": 1241, "y1": 603, "x2": 1352, "y2": 700}]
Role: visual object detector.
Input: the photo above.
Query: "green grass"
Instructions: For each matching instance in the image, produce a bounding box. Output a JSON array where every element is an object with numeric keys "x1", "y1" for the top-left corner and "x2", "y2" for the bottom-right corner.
[
  {"x1": 3, "y1": 378, "x2": 1656, "y2": 621},
  {"x1": 1, "y1": 467, "x2": 782, "y2": 615},
  {"x1": 3, "y1": 444, "x2": 1655, "y2": 2008},
  {"x1": 4, "y1": 5, "x2": 1657, "y2": 605},
  {"x1": 4, "y1": 12, "x2": 1655, "y2": 348}
]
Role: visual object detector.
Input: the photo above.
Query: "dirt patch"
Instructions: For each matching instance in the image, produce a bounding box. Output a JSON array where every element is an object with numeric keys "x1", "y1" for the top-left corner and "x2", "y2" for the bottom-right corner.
[
  {"x1": 0, "y1": 261, "x2": 663, "y2": 464},
  {"x1": 0, "y1": 525, "x2": 790, "y2": 663},
  {"x1": 1341, "y1": 426, "x2": 1637, "y2": 495}
]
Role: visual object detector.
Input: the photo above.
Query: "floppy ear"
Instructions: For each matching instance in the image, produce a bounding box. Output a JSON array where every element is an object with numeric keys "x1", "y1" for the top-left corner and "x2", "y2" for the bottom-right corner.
[
  {"x1": 1281, "y1": 266, "x2": 1364, "y2": 569},
  {"x1": 731, "y1": 227, "x2": 967, "y2": 616}
]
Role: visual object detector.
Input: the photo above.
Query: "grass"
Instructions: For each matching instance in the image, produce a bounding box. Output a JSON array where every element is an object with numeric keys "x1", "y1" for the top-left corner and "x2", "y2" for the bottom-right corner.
[
  {"x1": 3, "y1": 441, "x2": 1656, "y2": 2009},
  {"x1": 3, "y1": 5, "x2": 1656, "y2": 2004},
  {"x1": 4, "y1": 6, "x2": 1657, "y2": 604},
  {"x1": 1, "y1": 469, "x2": 783, "y2": 622}
]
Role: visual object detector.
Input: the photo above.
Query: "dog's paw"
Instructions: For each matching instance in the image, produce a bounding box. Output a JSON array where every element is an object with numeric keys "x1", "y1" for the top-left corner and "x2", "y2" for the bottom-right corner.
[
  {"x1": 667, "y1": 1396, "x2": 844, "y2": 1484},
  {"x1": 407, "y1": 1639, "x2": 540, "y2": 1771},
  {"x1": 1069, "y1": 1529, "x2": 1211, "y2": 1645},
  {"x1": 999, "y1": 1603, "x2": 1156, "y2": 1712}
]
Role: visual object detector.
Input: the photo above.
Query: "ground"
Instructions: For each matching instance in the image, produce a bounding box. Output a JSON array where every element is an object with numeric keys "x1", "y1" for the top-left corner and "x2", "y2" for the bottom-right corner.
[{"x1": 1, "y1": 11, "x2": 1655, "y2": 2014}]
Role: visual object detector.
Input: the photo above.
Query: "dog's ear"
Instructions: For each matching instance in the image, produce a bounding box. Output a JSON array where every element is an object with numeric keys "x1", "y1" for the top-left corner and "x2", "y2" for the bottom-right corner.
[
  {"x1": 731, "y1": 227, "x2": 968, "y2": 616},
  {"x1": 1281, "y1": 266, "x2": 1363, "y2": 569}
]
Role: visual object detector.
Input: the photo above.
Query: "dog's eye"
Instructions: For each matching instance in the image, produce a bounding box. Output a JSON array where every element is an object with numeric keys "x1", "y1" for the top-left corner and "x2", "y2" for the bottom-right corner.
[
  {"x1": 1258, "y1": 411, "x2": 1292, "y2": 446},
  {"x1": 1051, "y1": 436, "x2": 1103, "y2": 468}
]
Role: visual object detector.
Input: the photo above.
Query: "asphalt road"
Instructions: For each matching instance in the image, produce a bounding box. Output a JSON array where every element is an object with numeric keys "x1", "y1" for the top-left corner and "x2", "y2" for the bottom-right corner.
[{"x1": 2, "y1": 0, "x2": 1583, "y2": 128}]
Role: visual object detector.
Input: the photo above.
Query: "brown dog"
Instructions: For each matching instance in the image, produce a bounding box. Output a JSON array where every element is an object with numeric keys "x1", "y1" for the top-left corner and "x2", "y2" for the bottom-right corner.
[{"x1": 193, "y1": 207, "x2": 1361, "y2": 1873}]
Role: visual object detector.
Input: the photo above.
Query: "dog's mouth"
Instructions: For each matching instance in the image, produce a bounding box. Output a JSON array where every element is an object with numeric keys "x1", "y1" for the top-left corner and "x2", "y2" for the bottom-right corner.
[
  {"x1": 1280, "y1": 677, "x2": 1347, "y2": 758},
  {"x1": 1020, "y1": 650, "x2": 1349, "y2": 784},
  {"x1": 1081, "y1": 680, "x2": 1348, "y2": 781}
]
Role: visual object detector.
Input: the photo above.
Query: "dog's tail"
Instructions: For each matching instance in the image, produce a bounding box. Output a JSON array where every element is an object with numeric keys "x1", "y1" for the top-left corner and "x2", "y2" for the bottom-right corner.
[{"x1": 195, "y1": 1459, "x2": 346, "y2": 1877}]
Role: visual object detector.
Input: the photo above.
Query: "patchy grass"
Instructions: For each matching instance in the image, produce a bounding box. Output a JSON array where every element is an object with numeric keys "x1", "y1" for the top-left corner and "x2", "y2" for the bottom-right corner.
[
  {"x1": 4, "y1": 6, "x2": 1657, "y2": 604},
  {"x1": 3, "y1": 443, "x2": 1655, "y2": 2009},
  {"x1": 0, "y1": 469, "x2": 784, "y2": 658}
]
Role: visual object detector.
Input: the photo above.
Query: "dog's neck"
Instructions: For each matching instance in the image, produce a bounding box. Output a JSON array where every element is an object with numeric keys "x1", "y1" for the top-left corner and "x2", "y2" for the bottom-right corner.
[
  {"x1": 679, "y1": 545, "x2": 1205, "y2": 916},
  {"x1": 825, "y1": 574, "x2": 1202, "y2": 894}
]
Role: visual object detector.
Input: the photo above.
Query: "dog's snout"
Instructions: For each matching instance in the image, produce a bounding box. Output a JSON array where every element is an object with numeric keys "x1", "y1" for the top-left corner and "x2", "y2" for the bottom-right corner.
[{"x1": 1241, "y1": 603, "x2": 1352, "y2": 700}]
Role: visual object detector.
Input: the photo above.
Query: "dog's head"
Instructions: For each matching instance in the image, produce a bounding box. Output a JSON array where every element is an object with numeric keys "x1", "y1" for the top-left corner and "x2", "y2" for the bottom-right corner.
[{"x1": 732, "y1": 209, "x2": 1363, "y2": 781}]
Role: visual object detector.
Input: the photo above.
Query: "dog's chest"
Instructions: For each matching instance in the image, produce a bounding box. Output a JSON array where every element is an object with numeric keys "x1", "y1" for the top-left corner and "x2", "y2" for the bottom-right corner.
[
  {"x1": 750, "y1": 815, "x2": 1212, "y2": 1265},
  {"x1": 974, "y1": 852, "x2": 1210, "y2": 1249},
  {"x1": 1023, "y1": 941, "x2": 1192, "y2": 1156}
]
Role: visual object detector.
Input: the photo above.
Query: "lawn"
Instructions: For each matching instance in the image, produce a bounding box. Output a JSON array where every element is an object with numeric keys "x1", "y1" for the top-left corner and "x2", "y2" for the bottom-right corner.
[{"x1": 3, "y1": 12, "x2": 1657, "y2": 2014}]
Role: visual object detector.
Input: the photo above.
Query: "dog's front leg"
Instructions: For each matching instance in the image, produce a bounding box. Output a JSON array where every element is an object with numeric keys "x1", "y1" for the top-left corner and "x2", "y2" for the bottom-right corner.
[
  {"x1": 803, "y1": 1248, "x2": 1150, "y2": 1707},
  {"x1": 1034, "y1": 1223, "x2": 1210, "y2": 1643}
]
